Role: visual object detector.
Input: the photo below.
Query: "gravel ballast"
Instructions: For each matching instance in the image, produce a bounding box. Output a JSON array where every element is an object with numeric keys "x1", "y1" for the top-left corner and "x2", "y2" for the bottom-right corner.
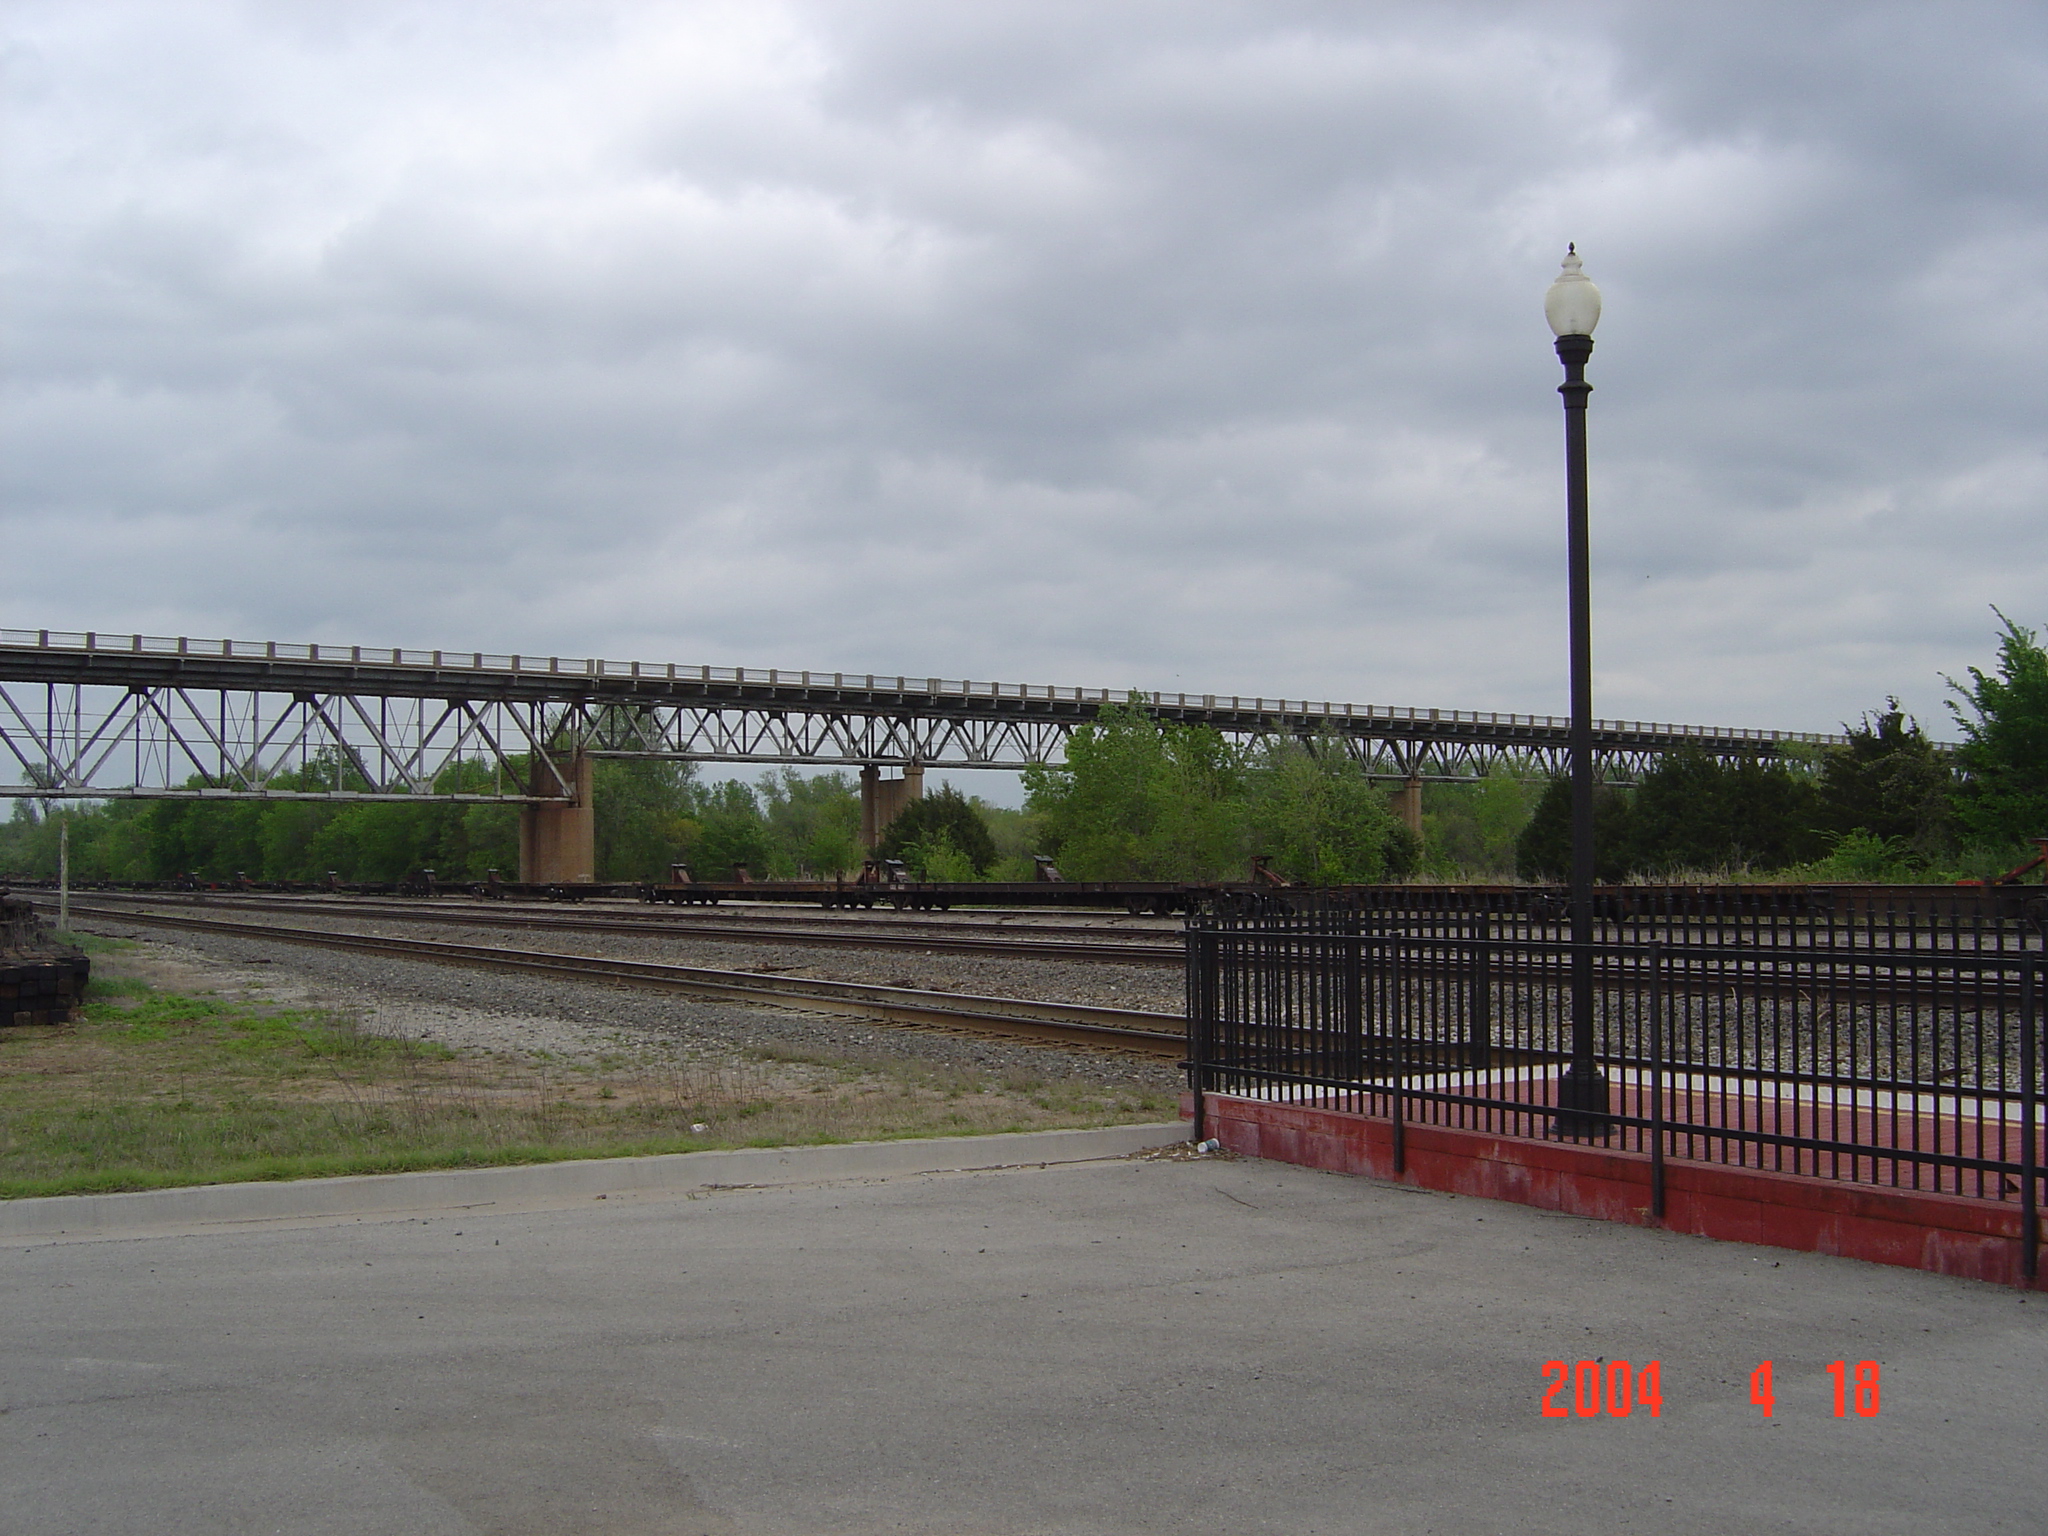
[
  {"x1": 72, "y1": 918, "x2": 1186, "y2": 1096},
  {"x1": 86, "y1": 904, "x2": 1186, "y2": 1011}
]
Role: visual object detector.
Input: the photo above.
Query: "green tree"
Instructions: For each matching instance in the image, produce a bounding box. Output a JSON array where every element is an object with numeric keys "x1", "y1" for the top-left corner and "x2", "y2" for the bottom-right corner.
[
  {"x1": 138, "y1": 793, "x2": 270, "y2": 880},
  {"x1": 456, "y1": 802, "x2": 522, "y2": 880},
  {"x1": 425, "y1": 757, "x2": 523, "y2": 880},
  {"x1": 84, "y1": 801, "x2": 158, "y2": 880},
  {"x1": 1023, "y1": 701, "x2": 1248, "y2": 880},
  {"x1": 593, "y1": 758, "x2": 697, "y2": 881},
  {"x1": 0, "y1": 799, "x2": 58, "y2": 877},
  {"x1": 292, "y1": 758, "x2": 519, "y2": 882},
  {"x1": 0, "y1": 797, "x2": 161, "y2": 881},
  {"x1": 757, "y1": 770, "x2": 863, "y2": 877},
  {"x1": 257, "y1": 800, "x2": 342, "y2": 880},
  {"x1": 897, "y1": 827, "x2": 982, "y2": 881},
  {"x1": 1514, "y1": 777, "x2": 1636, "y2": 883},
  {"x1": 977, "y1": 801, "x2": 1043, "y2": 881},
  {"x1": 878, "y1": 785, "x2": 998, "y2": 875},
  {"x1": 1814, "y1": 699, "x2": 1955, "y2": 860},
  {"x1": 1422, "y1": 767, "x2": 1544, "y2": 878},
  {"x1": 1947, "y1": 612, "x2": 2048, "y2": 850},
  {"x1": 1618, "y1": 748, "x2": 1824, "y2": 876},
  {"x1": 1245, "y1": 736, "x2": 1417, "y2": 883},
  {"x1": 678, "y1": 780, "x2": 771, "y2": 880}
]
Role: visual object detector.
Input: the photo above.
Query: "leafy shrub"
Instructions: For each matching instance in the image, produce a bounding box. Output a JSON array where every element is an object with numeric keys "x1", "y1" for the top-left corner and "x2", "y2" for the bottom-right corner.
[{"x1": 877, "y1": 786, "x2": 997, "y2": 875}]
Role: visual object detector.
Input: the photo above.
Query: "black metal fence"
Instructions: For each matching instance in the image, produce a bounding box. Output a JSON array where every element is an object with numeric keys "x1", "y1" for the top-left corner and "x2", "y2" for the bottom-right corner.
[{"x1": 1185, "y1": 889, "x2": 2043, "y2": 1278}]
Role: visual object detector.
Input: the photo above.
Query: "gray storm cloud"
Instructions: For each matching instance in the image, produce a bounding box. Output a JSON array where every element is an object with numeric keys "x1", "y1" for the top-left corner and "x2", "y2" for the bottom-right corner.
[{"x1": 4, "y1": 0, "x2": 2045, "y2": 741}]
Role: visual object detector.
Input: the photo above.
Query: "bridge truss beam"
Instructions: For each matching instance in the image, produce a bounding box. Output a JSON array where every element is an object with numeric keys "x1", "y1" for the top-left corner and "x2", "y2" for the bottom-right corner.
[{"x1": 0, "y1": 630, "x2": 1846, "y2": 803}]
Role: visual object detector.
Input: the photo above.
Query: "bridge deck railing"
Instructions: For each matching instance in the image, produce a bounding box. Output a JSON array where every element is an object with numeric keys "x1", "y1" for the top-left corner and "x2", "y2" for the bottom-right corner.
[{"x1": 0, "y1": 629, "x2": 1849, "y2": 747}]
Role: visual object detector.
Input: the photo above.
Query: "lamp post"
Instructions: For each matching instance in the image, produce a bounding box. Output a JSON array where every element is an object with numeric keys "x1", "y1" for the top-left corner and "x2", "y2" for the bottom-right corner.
[{"x1": 1545, "y1": 244, "x2": 1610, "y2": 1139}]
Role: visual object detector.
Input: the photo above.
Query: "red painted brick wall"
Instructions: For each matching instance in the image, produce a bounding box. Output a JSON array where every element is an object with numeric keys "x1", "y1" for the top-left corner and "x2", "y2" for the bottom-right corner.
[{"x1": 1183, "y1": 1092, "x2": 2042, "y2": 1290}]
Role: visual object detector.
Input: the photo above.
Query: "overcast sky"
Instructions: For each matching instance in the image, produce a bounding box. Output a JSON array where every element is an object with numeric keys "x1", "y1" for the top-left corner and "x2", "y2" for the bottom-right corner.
[{"x1": 6, "y1": 1, "x2": 2046, "y2": 752}]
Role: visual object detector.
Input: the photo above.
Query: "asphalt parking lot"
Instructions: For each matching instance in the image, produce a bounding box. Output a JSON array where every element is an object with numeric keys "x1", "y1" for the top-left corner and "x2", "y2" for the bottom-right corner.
[{"x1": 4, "y1": 1137, "x2": 2040, "y2": 1535}]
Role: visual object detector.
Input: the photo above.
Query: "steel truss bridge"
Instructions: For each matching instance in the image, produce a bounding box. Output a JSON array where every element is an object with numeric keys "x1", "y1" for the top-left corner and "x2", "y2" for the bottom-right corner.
[{"x1": 0, "y1": 628, "x2": 1846, "y2": 804}]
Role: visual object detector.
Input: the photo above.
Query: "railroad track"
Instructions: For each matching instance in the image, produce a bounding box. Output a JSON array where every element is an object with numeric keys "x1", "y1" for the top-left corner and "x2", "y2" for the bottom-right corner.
[
  {"x1": 64, "y1": 892, "x2": 1185, "y2": 965},
  {"x1": 64, "y1": 892, "x2": 2033, "y2": 988},
  {"x1": 95, "y1": 889, "x2": 1181, "y2": 937},
  {"x1": 57, "y1": 901, "x2": 1188, "y2": 1058}
]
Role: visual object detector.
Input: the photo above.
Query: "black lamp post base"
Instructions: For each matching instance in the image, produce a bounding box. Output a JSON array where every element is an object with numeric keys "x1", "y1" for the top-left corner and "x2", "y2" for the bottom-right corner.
[{"x1": 1552, "y1": 1064, "x2": 1612, "y2": 1142}]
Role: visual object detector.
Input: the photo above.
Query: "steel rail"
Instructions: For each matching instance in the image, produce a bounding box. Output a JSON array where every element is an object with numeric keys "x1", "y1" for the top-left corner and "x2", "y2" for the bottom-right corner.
[
  {"x1": 60, "y1": 901, "x2": 2017, "y2": 1092},
  {"x1": 61, "y1": 892, "x2": 1185, "y2": 965},
  {"x1": 70, "y1": 891, "x2": 2038, "y2": 996},
  {"x1": 58, "y1": 902, "x2": 1187, "y2": 1057},
  {"x1": 72, "y1": 888, "x2": 1174, "y2": 937}
]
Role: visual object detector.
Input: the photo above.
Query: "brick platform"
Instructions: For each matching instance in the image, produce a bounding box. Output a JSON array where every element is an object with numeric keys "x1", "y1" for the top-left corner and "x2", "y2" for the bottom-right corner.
[{"x1": 1184, "y1": 1091, "x2": 2044, "y2": 1289}]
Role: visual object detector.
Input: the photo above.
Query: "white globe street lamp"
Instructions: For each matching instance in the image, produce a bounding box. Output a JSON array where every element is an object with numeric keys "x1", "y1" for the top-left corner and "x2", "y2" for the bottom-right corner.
[{"x1": 1546, "y1": 244, "x2": 1610, "y2": 1139}]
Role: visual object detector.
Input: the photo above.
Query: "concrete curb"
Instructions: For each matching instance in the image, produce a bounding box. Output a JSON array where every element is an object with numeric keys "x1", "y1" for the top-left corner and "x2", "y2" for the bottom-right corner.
[{"x1": 0, "y1": 1123, "x2": 1189, "y2": 1239}]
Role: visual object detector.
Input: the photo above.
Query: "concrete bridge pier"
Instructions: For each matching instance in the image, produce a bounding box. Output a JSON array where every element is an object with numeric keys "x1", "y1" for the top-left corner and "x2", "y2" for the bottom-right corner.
[
  {"x1": 519, "y1": 751, "x2": 595, "y2": 884},
  {"x1": 859, "y1": 763, "x2": 924, "y2": 849},
  {"x1": 1396, "y1": 775, "x2": 1424, "y2": 844}
]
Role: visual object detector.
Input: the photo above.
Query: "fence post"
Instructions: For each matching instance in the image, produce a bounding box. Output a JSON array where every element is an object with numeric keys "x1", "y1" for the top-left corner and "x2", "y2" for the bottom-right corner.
[
  {"x1": 1186, "y1": 926, "x2": 1207, "y2": 1145},
  {"x1": 1343, "y1": 913, "x2": 1364, "y2": 1100},
  {"x1": 2023, "y1": 959, "x2": 2038, "y2": 1285},
  {"x1": 1649, "y1": 943, "x2": 1665, "y2": 1222},
  {"x1": 1468, "y1": 910, "x2": 1492, "y2": 1070},
  {"x1": 1391, "y1": 940, "x2": 1406, "y2": 1177}
]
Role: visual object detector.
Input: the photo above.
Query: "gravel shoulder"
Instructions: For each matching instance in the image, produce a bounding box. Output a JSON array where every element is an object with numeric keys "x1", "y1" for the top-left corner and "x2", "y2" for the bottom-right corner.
[{"x1": 69, "y1": 917, "x2": 1185, "y2": 1095}]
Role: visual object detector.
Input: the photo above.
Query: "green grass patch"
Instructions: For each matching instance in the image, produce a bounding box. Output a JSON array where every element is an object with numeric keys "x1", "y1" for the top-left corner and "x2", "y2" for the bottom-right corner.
[
  {"x1": 0, "y1": 977, "x2": 1177, "y2": 1198},
  {"x1": 83, "y1": 974, "x2": 154, "y2": 1000},
  {"x1": 55, "y1": 932, "x2": 136, "y2": 955}
]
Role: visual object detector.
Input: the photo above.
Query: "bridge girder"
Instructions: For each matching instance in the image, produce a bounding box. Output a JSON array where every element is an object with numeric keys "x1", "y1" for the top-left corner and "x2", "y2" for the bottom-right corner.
[{"x1": 0, "y1": 629, "x2": 1842, "y2": 803}]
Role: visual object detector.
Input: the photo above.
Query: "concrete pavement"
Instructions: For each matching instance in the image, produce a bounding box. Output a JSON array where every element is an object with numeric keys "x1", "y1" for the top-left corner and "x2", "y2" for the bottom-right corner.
[
  {"x1": 0, "y1": 1125, "x2": 1184, "y2": 1242},
  {"x1": 3, "y1": 1136, "x2": 2040, "y2": 1534}
]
